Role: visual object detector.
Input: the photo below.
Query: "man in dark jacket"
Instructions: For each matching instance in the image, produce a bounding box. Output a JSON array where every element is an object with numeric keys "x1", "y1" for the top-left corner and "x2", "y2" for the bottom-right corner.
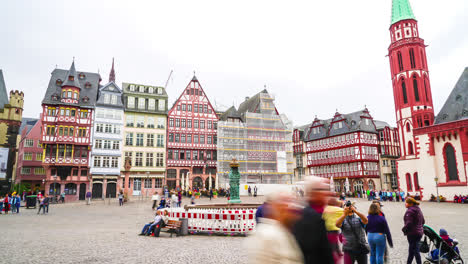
[
  {"x1": 293, "y1": 176, "x2": 334, "y2": 264},
  {"x1": 402, "y1": 197, "x2": 425, "y2": 264}
]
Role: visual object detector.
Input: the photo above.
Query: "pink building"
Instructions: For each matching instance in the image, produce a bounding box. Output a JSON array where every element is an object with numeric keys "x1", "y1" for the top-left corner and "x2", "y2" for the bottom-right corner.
[{"x1": 16, "y1": 118, "x2": 45, "y2": 191}]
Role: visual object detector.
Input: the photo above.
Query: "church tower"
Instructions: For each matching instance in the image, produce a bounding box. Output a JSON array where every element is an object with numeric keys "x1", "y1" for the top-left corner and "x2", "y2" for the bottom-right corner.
[{"x1": 388, "y1": 0, "x2": 434, "y2": 158}]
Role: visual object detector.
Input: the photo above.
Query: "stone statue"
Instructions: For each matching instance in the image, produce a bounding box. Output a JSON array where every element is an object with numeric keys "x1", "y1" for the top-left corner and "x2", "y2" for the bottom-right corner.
[{"x1": 228, "y1": 158, "x2": 241, "y2": 204}]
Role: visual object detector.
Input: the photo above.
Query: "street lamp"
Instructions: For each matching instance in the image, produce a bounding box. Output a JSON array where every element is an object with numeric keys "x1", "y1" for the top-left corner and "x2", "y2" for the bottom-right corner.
[
  {"x1": 146, "y1": 171, "x2": 150, "y2": 200},
  {"x1": 434, "y1": 177, "x2": 440, "y2": 203}
]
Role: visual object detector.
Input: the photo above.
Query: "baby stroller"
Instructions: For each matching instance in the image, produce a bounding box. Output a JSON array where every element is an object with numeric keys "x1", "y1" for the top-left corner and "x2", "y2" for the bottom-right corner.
[{"x1": 420, "y1": 225, "x2": 463, "y2": 264}]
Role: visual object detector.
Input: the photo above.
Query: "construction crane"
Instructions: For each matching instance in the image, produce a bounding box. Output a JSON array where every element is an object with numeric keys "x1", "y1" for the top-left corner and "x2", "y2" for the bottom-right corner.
[{"x1": 164, "y1": 70, "x2": 173, "y2": 89}]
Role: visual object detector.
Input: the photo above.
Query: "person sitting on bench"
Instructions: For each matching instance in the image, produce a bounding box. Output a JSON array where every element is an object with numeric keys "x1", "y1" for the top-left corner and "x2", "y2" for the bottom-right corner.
[{"x1": 139, "y1": 211, "x2": 163, "y2": 236}]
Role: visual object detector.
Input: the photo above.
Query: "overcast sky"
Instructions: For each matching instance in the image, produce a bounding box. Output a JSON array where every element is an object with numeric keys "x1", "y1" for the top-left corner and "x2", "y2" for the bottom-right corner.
[{"x1": 1, "y1": 0, "x2": 467, "y2": 127}]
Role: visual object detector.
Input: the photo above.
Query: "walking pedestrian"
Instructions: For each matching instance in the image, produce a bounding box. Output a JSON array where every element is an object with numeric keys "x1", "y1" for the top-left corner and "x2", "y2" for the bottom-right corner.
[
  {"x1": 402, "y1": 197, "x2": 425, "y2": 264},
  {"x1": 209, "y1": 189, "x2": 213, "y2": 201},
  {"x1": 177, "y1": 191, "x2": 182, "y2": 207},
  {"x1": 293, "y1": 176, "x2": 334, "y2": 264},
  {"x1": 247, "y1": 192, "x2": 304, "y2": 264},
  {"x1": 323, "y1": 198, "x2": 345, "y2": 264},
  {"x1": 43, "y1": 194, "x2": 49, "y2": 214},
  {"x1": 366, "y1": 203, "x2": 393, "y2": 264},
  {"x1": 0, "y1": 195, "x2": 3, "y2": 214},
  {"x1": 37, "y1": 195, "x2": 44, "y2": 214},
  {"x1": 60, "y1": 192, "x2": 65, "y2": 203},
  {"x1": 248, "y1": 186, "x2": 252, "y2": 196},
  {"x1": 151, "y1": 191, "x2": 160, "y2": 210},
  {"x1": 86, "y1": 191, "x2": 91, "y2": 205},
  {"x1": 10, "y1": 193, "x2": 16, "y2": 213},
  {"x1": 118, "y1": 191, "x2": 124, "y2": 206},
  {"x1": 15, "y1": 194, "x2": 21, "y2": 214},
  {"x1": 254, "y1": 185, "x2": 258, "y2": 197},
  {"x1": 336, "y1": 201, "x2": 369, "y2": 264},
  {"x1": 3, "y1": 194, "x2": 10, "y2": 214}
]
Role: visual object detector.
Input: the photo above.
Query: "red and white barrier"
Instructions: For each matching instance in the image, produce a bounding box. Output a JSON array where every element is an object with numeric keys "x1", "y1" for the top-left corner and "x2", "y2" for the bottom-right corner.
[{"x1": 168, "y1": 208, "x2": 257, "y2": 234}]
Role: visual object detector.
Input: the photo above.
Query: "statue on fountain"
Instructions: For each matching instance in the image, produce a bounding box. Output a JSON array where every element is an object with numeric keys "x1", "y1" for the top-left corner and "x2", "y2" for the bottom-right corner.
[{"x1": 228, "y1": 158, "x2": 241, "y2": 204}]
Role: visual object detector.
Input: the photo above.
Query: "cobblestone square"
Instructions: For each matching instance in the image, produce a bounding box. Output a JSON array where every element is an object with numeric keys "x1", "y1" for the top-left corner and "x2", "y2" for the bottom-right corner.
[{"x1": 1, "y1": 197, "x2": 467, "y2": 264}]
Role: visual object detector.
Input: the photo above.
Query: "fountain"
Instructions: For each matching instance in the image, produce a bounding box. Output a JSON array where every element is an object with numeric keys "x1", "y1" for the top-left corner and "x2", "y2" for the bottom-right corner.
[{"x1": 167, "y1": 158, "x2": 261, "y2": 234}]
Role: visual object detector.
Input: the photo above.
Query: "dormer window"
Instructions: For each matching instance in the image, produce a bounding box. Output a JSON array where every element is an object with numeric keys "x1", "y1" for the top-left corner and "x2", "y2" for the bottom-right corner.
[
  {"x1": 79, "y1": 73, "x2": 85, "y2": 79},
  {"x1": 85, "y1": 82, "x2": 91, "y2": 89},
  {"x1": 56, "y1": 79, "x2": 63, "y2": 86},
  {"x1": 69, "y1": 75, "x2": 74, "y2": 81},
  {"x1": 82, "y1": 96, "x2": 89, "y2": 103}
]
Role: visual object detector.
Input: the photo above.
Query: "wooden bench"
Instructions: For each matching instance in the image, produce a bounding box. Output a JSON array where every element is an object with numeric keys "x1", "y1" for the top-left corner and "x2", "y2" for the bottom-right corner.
[{"x1": 161, "y1": 220, "x2": 182, "y2": 237}]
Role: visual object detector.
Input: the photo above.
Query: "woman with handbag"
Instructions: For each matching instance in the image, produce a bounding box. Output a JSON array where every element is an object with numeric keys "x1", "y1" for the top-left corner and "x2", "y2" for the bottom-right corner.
[
  {"x1": 336, "y1": 202, "x2": 369, "y2": 264},
  {"x1": 366, "y1": 203, "x2": 393, "y2": 264}
]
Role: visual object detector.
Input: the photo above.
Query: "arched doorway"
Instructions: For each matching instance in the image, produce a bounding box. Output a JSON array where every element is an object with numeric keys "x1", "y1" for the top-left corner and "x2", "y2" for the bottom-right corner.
[
  {"x1": 106, "y1": 181, "x2": 117, "y2": 198},
  {"x1": 79, "y1": 183, "x2": 86, "y2": 200},
  {"x1": 368, "y1": 180, "x2": 375, "y2": 191},
  {"x1": 49, "y1": 183, "x2": 61, "y2": 196},
  {"x1": 205, "y1": 176, "x2": 215, "y2": 189},
  {"x1": 192, "y1": 177, "x2": 203, "y2": 189},
  {"x1": 353, "y1": 180, "x2": 364, "y2": 194},
  {"x1": 92, "y1": 182, "x2": 103, "y2": 199}
]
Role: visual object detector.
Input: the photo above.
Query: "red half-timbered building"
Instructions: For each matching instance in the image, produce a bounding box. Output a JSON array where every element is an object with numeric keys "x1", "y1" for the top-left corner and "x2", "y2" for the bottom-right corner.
[
  {"x1": 166, "y1": 76, "x2": 218, "y2": 190},
  {"x1": 303, "y1": 109, "x2": 380, "y2": 194},
  {"x1": 40, "y1": 61, "x2": 101, "y2": 201}
]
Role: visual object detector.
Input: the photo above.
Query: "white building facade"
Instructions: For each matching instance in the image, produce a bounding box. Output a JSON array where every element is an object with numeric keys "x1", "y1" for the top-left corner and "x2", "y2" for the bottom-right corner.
[{"x1": 90, "y1": 82, "x2": 124, "y2": 198}]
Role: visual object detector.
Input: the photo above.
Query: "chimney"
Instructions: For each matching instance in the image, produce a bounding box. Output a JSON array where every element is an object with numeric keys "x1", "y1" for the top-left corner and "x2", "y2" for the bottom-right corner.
[{"x1": 245, "y1": 97, "x2": 250, "y2": 101}]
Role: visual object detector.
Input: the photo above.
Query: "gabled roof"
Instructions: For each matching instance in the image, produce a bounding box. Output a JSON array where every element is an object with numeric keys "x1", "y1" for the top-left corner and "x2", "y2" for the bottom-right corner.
[
  {"x1": 219, "y1": 106, "x2": 241, "y2": 121},
  {"x1": 96, "y1": 82, "x2": 124, "y2": 108},
  {"x1": 41, "y1": 66, "x2": 101, "y2": 108},
  {"x1": 0, "y1": 70, "x2": 9, "y2": 109},
  {"x1": 61, "y1": 61, "x2": 82, "y2": 89},
  {"x1": 434, "y1": 67, "x2": 468, "y2": 124},
  {"x1": 374, "y1": 120, "x2": 391, "y2": 130},
  {"x1": 304, "y1": 109, "x2": 377, "y2": 141},
  {"x1": 391, "y1": 0, "x2": 416, "y2": 25},
  {"x1": 19, "y1": 117, "x2": 38, "y2": 136}
]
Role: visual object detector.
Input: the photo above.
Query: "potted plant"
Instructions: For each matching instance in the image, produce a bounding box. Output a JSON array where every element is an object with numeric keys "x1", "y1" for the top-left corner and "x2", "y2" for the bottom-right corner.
[
  {"x1": 213, "y1": 190, "x2": 218, "y2": 198},
  {"x1": 195, "y1": 192, "x2": 201, "y2": 199}
]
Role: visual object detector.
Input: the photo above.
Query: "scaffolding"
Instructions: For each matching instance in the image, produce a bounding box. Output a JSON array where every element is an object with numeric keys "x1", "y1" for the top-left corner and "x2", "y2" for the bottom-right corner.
[{"x1": 217, "y1": 91, "x2": 293, "y2": 187}]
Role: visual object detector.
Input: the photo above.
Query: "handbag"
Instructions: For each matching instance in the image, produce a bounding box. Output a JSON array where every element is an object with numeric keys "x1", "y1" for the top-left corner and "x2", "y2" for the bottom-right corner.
[
  {"x1": 419, "y1": 236, "x2": 429, "y2": 253},
  {"x1": 346, "y1": 217, "x2": 370, "y2": 255}
]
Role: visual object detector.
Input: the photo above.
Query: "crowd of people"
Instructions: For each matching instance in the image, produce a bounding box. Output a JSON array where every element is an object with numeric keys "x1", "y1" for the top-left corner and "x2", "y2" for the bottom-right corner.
[
  {"x1": 0, "y1": 191, "x2": 51, "y2": 215},
  {"x1": 248, "y1": 177, "x2": 430, "y2": 264},
  {"x1": 453, "y1": 194, "x2": 468, "y2": 203}
]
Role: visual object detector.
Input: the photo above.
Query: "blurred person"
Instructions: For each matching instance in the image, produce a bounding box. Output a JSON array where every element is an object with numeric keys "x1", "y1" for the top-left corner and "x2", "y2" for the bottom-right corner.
[
  {"x1": 11, "y1": 193, "x2": 16, "y2": 213},
  {"x1": 3, "y1": 194, "x2": 9, "y2": 214},
  {"x1": 171, "y1": 192, "x2": 178, "y2": 208},
  {"x1": 323, "y1": 198, "x2": 345, "y2": 264},
  {"x1": 177, "y1": 191, "x2": 182, "y2": 207},
  {"x1": 247, "y1": 192, "x2": 303, "y2": 264},
  {"x1": 60, "y1": 191, "x2": 65, "y2": 203},
  {"x1": 256, "y1": 194, "x2": 273, "y2": 224},
  {"x1": 402, "y1": 197, "x2": 425, "y2": 264},
  {"x1": 293, "y1": 176, "x2": 334, "y2": 264},
  {"x1": 0, "y1": 195, "x2": 3, "y2": 214},
  {"x1": 43, "y1": 194, "x2": 49, "y2": 214},
  {"x1": 157, "y1": 197, "x2": 166, "y2": 209},
  {"x1": 254, "y1": 185, "x2": 258, "y2": 197},
  {"x1": 37, "y1": 195, "x2": 45, "y2": 214},
  {"x1": 336, "y1": 201, "x2": 369, "y2": 264},
  {"x1": 151, "y1": 191, "x2": 160, "y2": 210},
  {"x1": 366, "y1": 203, "x2": 393, "y2": 264},
  {"x1": 86, "y1": 191, "x2": 91, "y2": 205}
]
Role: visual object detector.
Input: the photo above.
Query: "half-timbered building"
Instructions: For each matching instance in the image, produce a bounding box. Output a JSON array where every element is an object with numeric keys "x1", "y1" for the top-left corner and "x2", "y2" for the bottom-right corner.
[
  {"x1": 304, "y1": 109, "x2": 380, "y2": 194},
  {"x1": 40, "y1": 61, "x2": 101, "y2": 201},
  {"x1": 166, "y1": 76, "x2": 218, "y2": 190}
]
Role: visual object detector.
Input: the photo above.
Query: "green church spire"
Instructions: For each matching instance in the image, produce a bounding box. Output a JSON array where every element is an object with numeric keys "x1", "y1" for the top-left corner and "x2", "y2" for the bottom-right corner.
[{"x1": 391, "y1": 0, "x2": 416, "y2": 25}]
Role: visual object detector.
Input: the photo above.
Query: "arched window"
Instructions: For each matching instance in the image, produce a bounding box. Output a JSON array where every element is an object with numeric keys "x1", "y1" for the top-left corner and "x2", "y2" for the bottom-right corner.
[
  {"x1": 409, "y1": 48, "x2": 416, "y2": 69},
  {"x1": 406, "y1": 122, "x2": 411, "y2": 132},
  {"x1": 413, "y1": 75, "x2": 420, "y2": 102},
  {"x1": 424, "y1": 78, "x2": 429, "y2": 102},
  {"x1": 444, "y1": 144, "x2": 459, "y2": 181},
  {"x1": 408, "y1": 141, "x2": 414, "y2": 155},
  {"x1": 64, "y1": 183, "x2": 77, "y2": 195},
  {"x1": 413, "y1": 173, "x2": 420, "y2": 191},
  {"x1": 397, "y1": 51, "x2": 404, "y2": 71},
  {"x1": 406, "y1": 173, "x2": 413, "y2": 191},
  {"x1": 402, "y1": 80, "x2": 408, "y2": 104}
]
